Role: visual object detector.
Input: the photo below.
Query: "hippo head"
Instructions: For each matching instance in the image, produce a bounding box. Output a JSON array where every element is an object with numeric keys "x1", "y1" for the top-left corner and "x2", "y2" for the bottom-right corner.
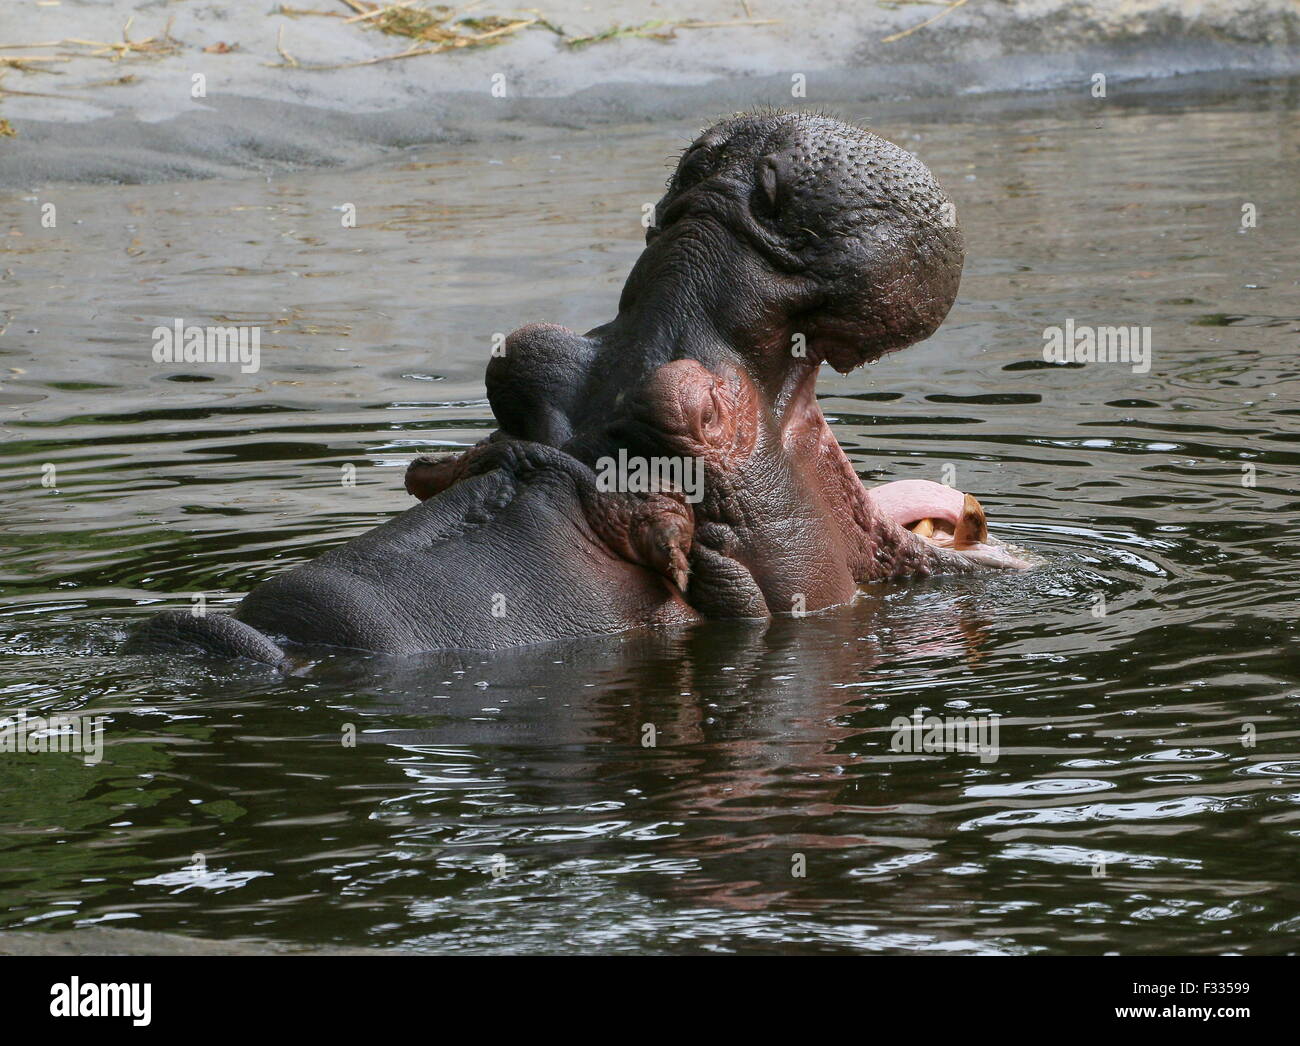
[
  {"x1": 641, "y1": 111, "x2": 965, "y2": 376},
  {"x1": 415, "y1": 110, "x2": 1024, "y2": 629}
]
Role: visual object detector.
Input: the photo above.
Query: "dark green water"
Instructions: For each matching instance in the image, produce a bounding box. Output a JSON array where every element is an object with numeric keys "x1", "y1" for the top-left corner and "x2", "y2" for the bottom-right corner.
[{"x1": 1, "y1": 81, "x2": 1298, "y2": 954}]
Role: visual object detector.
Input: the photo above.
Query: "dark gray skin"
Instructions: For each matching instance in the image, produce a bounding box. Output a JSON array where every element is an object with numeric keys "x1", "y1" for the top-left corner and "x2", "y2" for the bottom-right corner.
[{"x1": 125, "y1": 111, "x2": 1027, "y2": 666}]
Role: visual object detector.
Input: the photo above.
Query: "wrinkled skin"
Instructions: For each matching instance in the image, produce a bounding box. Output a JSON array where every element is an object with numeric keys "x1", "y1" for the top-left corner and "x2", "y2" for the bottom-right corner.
[{"x1": 125, "y1": 111, "x2": 1027, "y2": 666}]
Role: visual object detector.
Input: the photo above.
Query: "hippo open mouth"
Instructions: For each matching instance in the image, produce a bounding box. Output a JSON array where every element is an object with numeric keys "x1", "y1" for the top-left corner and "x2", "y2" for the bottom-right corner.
[
  {"x1": 125, "y1": 110, "x2": 1028, "y2": 665},
  {"x1": 867, "y1": 479, "x2": 1025, "y2": 570}
]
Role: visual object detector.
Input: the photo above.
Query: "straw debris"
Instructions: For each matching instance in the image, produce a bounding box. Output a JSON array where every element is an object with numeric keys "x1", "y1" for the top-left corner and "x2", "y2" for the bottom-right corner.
[
  {"x1": 565, "y1": 18, "x2": 777, "y2": 48},
  {"x1": 270, "y1": 3, "x2": 778, "y2": 67},
  {"x1": 0, "y1": 16, "x2": 181, "y2": 77}
]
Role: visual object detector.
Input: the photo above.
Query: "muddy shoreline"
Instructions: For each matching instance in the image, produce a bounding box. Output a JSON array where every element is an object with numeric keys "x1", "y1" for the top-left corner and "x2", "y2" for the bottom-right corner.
[{"x1": 1, "y1": 0, "x2": 1297, "y2": 186}]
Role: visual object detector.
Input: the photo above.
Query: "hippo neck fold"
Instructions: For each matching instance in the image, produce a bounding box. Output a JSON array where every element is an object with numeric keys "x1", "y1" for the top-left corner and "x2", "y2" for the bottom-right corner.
[{"x1": 608, "y1": 214, "x2": 817, "y2": 407}]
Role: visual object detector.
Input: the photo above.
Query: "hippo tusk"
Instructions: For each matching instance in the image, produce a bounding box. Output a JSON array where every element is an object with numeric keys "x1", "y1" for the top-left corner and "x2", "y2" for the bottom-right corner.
[
  {"x1": 907, "y1": 493, "x2": 989, "y2": 548},
  {"x1": 953, "y1": 493, "x2": 989, "y2": 548}
]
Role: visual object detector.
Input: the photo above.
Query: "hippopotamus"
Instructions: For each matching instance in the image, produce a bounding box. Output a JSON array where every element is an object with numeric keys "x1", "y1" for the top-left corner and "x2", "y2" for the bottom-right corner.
[{"x1": 125, "y1": 111, "x2": 1027, "y2": 666}]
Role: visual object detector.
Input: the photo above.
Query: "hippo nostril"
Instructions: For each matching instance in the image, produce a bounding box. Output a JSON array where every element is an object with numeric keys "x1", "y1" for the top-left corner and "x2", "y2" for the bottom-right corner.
[{"x1": 759, "y1": 157, "x2": 780, "y2": 211}]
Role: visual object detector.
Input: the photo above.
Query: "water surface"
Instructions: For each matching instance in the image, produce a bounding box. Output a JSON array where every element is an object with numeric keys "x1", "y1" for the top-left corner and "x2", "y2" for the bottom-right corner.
[{"x1": 2, "y1": 81, "x2": 1298, "y2": 954}]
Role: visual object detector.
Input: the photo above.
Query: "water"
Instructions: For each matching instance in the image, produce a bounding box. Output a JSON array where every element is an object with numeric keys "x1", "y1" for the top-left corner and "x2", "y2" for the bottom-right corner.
[{"x1": 2, "y1": 80, "x2": 1298, "y2": 954}]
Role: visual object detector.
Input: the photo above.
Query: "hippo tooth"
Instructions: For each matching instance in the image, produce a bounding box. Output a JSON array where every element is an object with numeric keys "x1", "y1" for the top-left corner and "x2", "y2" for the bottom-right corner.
[
  {"x1": 952, "y1": 493, "x2": 989, "y2": 548},
  {"x1": 910, "y1": 517, "x2": 936, "y2": 538}
]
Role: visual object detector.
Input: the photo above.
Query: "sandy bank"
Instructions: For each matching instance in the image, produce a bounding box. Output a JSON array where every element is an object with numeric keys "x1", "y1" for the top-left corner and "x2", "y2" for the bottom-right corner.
[{"x1": 0, "y1": 0, "x2": 1297, "y2": 184}]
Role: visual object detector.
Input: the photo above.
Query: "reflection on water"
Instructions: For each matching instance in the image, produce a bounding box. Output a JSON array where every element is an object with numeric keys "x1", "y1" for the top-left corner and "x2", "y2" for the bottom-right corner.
[{"x1": 1, "y1": 80, "x2": 1298, "y2": 954}]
